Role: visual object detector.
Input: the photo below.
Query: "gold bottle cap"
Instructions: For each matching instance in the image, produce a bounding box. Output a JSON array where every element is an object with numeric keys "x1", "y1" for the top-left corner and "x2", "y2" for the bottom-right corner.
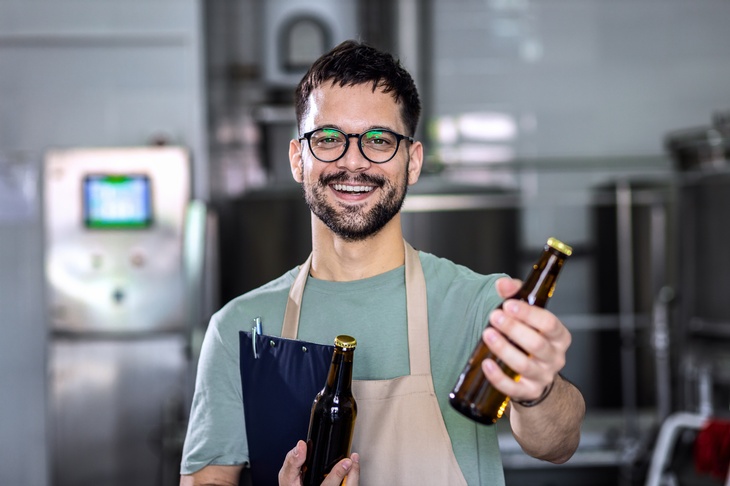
[
  {"x1": 335, "y1": 335, "x2": 357, "y2": 349},
  {"x1": 547, "y1": 237, "x2": 573, "y2": 256}
]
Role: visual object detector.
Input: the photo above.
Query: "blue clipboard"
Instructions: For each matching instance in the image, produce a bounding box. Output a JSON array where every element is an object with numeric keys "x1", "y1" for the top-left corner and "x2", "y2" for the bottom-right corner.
[{"x1": 239, "y1": 331, "x2": 333, "y2": 486}]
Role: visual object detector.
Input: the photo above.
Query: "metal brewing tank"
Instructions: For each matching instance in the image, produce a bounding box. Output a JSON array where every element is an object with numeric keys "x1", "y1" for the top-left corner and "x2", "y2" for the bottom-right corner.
[
  {"x1": 591, "y1": 177, "x2": 674, "y2": 424},
  {"x1": 665, "y1": 110, "x2": 730, "y2": 414},
  {"x1": 216, "y1": 178, "x2": 519, "y2": 303}
]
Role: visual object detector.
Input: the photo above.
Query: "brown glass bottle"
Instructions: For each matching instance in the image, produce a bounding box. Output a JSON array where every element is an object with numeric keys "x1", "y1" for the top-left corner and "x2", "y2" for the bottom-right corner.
[
  {"x1": 449, "y1": 237, "x2": 572, "y2": 425},
  {"x1": 302, "y1": 335, "x2": 358, "y2": 486}
]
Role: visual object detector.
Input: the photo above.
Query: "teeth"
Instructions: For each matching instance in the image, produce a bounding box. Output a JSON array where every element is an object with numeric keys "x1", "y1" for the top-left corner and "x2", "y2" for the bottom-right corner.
[{"x1": 333, "y1": 184, "x2": 374, "y2": 193}]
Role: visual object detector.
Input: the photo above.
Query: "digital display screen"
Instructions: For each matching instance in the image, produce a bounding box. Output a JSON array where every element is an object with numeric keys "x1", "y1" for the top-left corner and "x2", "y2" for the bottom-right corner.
[{"x1": 83, "y1": 174, "x2": 152, "y2": 229}]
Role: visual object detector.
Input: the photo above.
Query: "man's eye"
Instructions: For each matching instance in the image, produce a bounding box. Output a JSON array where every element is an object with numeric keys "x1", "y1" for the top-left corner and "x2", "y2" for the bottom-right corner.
[
  {"x1": 315, "y1": 130, "x2": 343, "y2": 145},
  {"x1": 363, "y1": 132, "x2": 393, "y2": 146}
]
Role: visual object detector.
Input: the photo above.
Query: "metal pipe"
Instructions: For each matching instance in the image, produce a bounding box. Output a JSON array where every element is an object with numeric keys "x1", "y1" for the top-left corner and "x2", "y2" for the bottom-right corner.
[
  {"x1": 616, "y1": 181, "x2": 639, "y2": 439},
  {"x1": 650, "y1": 200, "x2": 673, "y2": 422}
]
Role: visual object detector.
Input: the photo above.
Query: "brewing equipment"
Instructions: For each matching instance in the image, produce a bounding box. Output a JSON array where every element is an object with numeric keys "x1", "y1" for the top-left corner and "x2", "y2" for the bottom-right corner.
[
  {"x1": 666, "y1": 111, "x2": 730, "y2": 415},
  {"x1": 217, "y1": 178, "x2": 519, "y2": 302},
  {"x1": 43, "y1": 147, "x2": 214, "y2": 486}
]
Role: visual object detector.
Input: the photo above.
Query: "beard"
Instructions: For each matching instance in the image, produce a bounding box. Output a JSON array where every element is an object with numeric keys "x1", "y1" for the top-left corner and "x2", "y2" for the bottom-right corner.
[{"x1": 301, "y1": 164, "x2": 409, "y2": 241}]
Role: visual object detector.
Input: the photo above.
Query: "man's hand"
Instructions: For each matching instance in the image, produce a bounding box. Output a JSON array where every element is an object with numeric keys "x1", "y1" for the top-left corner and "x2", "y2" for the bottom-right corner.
[
  {"x1": 278, "y1": 440, "x2": 360, "y2": 486},
  {"x1": 482, "y1": 277, "x2": 570, "y2": 403}
]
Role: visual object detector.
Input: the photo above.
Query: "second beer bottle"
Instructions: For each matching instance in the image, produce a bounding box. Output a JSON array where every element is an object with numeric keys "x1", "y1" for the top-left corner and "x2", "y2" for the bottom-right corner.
[
  {"x1": 449, "y1": 237, "x2": 572, "y2": 425},
  {"x1": 302, "y1": 335, "x2": 358, "y2": 486}
]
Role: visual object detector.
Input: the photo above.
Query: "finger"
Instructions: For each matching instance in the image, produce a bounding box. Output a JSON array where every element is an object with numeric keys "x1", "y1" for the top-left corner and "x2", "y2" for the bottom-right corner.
[
  {"x1": 278, "y1": 440, "x2": 307, "y2": 486},
  {"x1": 321, "y1": 455, "x2": 356, "y2": 486},
  {"x1": 482, "y1": 324, "x2": 555, "y2": 391},
  {"x1": 343, "y1": 453, "x2": 360, "y2": 486},
  {"x1": 495, "y1": 277, "x2": 522, "y2": 300},
  {"x1": 483, "y1": 318, "x2": 565, "y2": 400},
  {"x1": 483, "y1": 326, "x2": 533, "y2": 376},
  {"x1": 481, "y1": 355, "x2": 545, "y2": 401},
  {"x1": 489, "y1": 305, "x2": 569, "y2": 375},
  {"x1": 501, "y1": 299, "x2": 566, "y2": 340},
  {"x1": 489, "y1": 308, "x2": 541, "y2": 353}
]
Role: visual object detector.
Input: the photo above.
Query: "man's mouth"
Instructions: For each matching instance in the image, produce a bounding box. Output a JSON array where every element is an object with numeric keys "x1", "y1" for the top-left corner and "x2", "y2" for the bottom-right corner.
[{"x1": 331, "y1": 184, "x2": 375, "y2": 195}]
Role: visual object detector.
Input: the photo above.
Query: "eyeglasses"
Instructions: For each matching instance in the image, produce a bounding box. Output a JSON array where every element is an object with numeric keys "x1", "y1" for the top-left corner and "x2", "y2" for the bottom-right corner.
[{"x1": 298, "y1": 127, "x2": 414, "y2": 164}]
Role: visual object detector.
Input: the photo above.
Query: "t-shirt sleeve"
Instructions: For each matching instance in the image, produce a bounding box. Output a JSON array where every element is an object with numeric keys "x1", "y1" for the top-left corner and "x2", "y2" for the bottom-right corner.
[{"x1": 180, "y1": 312, "x2": 249, "y2": 474}]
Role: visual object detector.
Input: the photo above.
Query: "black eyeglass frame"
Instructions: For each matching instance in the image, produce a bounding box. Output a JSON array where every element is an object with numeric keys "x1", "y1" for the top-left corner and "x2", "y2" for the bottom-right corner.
[{"x1": 298, "y1": 127, "x2": 415, "y2": 164}]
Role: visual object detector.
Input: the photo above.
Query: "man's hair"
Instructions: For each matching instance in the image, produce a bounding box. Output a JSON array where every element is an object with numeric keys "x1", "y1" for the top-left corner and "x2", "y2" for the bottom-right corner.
[{"x1": 295, "y1": 40, "x2": 421, "y2": 137}]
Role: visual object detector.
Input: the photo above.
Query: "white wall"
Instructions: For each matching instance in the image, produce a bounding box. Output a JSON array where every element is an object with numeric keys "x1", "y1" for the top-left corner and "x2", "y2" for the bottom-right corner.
[{"x1": 431, "y1": 0, "x2": 730, "y2": 159}]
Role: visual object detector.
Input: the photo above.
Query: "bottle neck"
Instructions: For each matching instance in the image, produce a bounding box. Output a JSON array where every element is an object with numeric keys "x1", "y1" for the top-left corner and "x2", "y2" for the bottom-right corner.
[
  {"x1": 325, "y1": 347, "x2": 354, "y2": 395},
  {"x1": 516, "y1": 248, "x2": 567, "y2": 308}
]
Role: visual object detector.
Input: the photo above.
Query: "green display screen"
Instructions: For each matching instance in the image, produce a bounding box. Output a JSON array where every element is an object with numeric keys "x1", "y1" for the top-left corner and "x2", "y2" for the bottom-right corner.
[{"x1": 83, "y1": 174, "x2": 152, "y2": 229}]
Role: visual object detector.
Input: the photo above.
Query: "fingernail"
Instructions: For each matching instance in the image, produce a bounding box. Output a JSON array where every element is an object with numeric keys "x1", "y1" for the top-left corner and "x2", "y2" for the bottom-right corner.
[
  {"x1": 342, "y1": 459, "x2": 352, "y2": 469},
  {"x1": 292, "y1": 446, "x2": 299, "y2": 457},
  {"x1": 485, "y1": 328, "x2": 498, "y2": 343},
  {"x1": 507, "y1": 301, "x2": 519, "y2": 314}
]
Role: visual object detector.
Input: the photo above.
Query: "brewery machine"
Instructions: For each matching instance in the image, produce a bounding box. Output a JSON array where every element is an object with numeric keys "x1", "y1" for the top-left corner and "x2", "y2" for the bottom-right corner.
[{"x1": 43, "y1": 146, "x2": 216, "y2": 486}]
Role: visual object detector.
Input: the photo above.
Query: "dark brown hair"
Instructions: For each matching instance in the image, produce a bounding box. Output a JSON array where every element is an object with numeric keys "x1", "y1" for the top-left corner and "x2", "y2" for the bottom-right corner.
[{"x1": 295, "y1": 40, "x2": 421, "y2": 137}]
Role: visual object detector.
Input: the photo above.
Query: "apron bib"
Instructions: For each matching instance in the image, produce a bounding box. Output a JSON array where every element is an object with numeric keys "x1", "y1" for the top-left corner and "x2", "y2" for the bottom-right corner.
[{"x1": 282, "y1": 241, "x2": 468, "y2": 486}]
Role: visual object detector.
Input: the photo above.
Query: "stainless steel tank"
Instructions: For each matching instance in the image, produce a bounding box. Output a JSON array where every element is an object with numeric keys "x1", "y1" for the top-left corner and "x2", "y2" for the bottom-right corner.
[
  {"x1": 217, "y1": 178, "x2": 519, "y2": 302},
  {"x1": 665, "y1": 110, "x2": 730, "y2": 414}
]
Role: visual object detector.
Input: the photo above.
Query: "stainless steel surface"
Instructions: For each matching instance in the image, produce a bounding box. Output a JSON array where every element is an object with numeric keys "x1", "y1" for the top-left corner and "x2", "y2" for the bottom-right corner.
[
  {"x1": 652, "y1": 287, "x2": 674, "y2": 423},
  {"x1": 670, "y1": 123, "x2": 730, "y2": 414},
  {"x1": 182, "y1": 200, "x2": 220, "y2": 412},
  {"x1": 644, "y1": 412, "x2": 708, "y2": 486},
  {"x1": 498, "y1": 409, "x2": 657, "y2": 469},
  {"x1": 50, "y1": 336, "x2": 187, "y2": 486},
  {"x1": 615, "y1": 181, "x2": 640, "y2": 439},
  {"x1": 42, "y1": 147, "x2": 208, "y2": 486},
  {"x1": 260, "y1": 0, "x2": 356, "y2": 87},
  {"x1": 43, "y1": 147, "x2": 191, "y2": 333}
]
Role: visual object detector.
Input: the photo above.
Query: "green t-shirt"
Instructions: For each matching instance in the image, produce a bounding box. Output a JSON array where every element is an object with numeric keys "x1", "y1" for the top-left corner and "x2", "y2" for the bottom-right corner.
[{"x1": 181, "y1": 250, "x2": 507, "y2": 486}]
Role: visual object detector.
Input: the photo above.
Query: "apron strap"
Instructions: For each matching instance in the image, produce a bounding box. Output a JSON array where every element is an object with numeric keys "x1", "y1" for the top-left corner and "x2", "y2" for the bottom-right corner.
[
  {"x1": 281, "y1": 240, "x2": 430, "y2": 375},
  {"x1": 281, "y1": 252, "x2": 313, "y2": 339},
  {"x1": 403, "y1": 241, "x2": 430, "y2": 376}
]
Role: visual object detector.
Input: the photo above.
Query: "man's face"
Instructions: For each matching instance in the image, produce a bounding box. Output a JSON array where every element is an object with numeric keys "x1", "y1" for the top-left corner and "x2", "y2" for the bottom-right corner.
[{"x1": 289, "y1": 82, "x2": 423, "y2": 241}]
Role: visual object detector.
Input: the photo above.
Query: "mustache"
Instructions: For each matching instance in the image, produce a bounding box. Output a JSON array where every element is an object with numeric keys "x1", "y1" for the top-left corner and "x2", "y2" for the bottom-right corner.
[{"x1": 320, "y1": 171, "x2": 386, "y2": 187}]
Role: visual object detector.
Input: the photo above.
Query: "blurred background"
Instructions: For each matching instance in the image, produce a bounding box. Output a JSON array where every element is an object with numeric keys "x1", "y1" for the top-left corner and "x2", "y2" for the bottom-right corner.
[{"x1": 1, "y1": 0, "x2": 729, "y2": 485}]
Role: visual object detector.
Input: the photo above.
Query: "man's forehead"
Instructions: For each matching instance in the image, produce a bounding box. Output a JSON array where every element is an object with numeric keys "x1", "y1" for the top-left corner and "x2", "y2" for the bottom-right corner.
[{"x1": 303, "y1": 82, "x2": 403, "y2": 129}]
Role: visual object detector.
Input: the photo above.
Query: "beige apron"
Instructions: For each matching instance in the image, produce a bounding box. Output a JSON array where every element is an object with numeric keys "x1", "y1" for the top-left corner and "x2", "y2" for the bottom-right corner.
[{"x1": 282, "y1": 241, "x2": 468, "y2": 486}]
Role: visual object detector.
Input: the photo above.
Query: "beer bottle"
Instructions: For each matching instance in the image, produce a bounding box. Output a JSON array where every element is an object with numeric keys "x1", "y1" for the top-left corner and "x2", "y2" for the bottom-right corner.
[
  {"x1": 302, "y1": 335, "x2": 358, "y2": 486},
  {"x1": 449, "y1": 237, "x2": 572, "y2": 425}
]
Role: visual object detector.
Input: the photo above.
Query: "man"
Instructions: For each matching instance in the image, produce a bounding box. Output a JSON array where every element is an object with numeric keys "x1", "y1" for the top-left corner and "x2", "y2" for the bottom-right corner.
[{"x1": 180, "y1": 40, "x2": 585, "y2": 486}]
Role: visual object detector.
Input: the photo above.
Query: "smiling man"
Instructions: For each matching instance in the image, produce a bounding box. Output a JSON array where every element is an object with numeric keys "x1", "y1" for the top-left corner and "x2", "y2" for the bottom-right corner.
[{"x1": 180, "y1": 40, "x2": 585, "y2": 486}]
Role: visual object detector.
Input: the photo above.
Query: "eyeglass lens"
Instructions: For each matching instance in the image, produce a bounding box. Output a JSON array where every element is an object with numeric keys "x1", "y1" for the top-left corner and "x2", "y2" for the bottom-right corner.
[{"x1": 308, "y1": 128, "x2": 401, "y2": 163}]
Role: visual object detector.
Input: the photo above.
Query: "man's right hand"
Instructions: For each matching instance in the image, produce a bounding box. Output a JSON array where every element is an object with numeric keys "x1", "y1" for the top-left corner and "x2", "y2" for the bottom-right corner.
[{"x1": 278, "y1": 440, "x2": 360, "y2": 486}]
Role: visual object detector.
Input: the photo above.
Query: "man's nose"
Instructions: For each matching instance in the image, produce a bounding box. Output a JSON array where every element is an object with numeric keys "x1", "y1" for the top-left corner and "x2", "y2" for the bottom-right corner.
[{"x1": 335, "y1": 138, "x2": 371, "y2": 172}]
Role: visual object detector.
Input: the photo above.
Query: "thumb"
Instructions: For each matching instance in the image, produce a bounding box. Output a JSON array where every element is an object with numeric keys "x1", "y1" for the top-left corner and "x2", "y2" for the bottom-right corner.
[
  {"x1": 278, "y1": 440, "x2": 307, "y2": 486},
  {"x1": 495, "y1": 276, "x2": 521, "y2": 300},
  {"x1": 321, "y1": 453, "x2": 359, "y2": 486}
]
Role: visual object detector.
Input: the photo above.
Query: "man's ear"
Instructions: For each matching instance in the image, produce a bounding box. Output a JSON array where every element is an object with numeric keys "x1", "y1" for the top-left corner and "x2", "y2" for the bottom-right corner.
[
  {"x1": 289, "y1": 138, "x2": 303, "y2": 183},
  {"x1": 407, "y1": 140, "x2": 424, "y2": 186}
]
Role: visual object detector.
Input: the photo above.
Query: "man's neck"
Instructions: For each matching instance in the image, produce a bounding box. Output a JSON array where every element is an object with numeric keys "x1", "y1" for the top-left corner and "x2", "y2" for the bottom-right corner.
[{"x1": 309, "y1": 217, "x2": 405, "y2": 282}]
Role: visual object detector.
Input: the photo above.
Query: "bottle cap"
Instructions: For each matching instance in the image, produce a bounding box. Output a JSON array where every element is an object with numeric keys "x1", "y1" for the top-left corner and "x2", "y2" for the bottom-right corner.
[
  {"x1": 547, "y1": 237, "x2": 573, "y2": 256},
  {"x1": 335, "y1": 335, "x2": 357, "y2": 349}
]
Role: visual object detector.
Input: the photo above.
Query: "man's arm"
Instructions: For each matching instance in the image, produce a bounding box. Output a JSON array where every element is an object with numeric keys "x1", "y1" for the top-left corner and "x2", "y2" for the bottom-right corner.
[
  {"x1": 179, "y1": 465, "x2": 243, "y2": 486},
  {"x1": 508, "y1": 374, "x2": 585, "y2": 463},
  {"x1": 484, "y1": 277, "x2": 586, "y2": 463}
]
